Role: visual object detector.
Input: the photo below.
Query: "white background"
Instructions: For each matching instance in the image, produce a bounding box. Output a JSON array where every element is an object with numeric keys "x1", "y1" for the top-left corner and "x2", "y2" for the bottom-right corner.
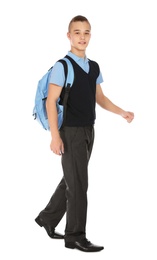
[{"x1": 0, "y1": 0, "x2": 157, "y2": 259}]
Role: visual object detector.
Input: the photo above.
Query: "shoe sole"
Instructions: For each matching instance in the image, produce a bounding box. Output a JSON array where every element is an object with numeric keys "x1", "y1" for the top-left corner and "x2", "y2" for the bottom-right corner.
[{"x1": 65, "y1": 242, "x2": 75, "y2": 249}]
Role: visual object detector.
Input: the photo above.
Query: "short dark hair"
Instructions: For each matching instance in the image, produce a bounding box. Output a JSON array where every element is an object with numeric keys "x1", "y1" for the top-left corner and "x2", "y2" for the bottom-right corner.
[{"x1": 68, "y1": 15, "x2": 91, "y2": 32}]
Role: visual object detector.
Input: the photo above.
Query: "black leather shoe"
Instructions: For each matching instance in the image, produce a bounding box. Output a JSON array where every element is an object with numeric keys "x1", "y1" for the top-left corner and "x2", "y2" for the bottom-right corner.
[
  {"x1": 35, "y1": 215, "x2": 64, "y2": 239},
  {"x1": 65, "y1": 238, "x2": 104, "y2": 252}
]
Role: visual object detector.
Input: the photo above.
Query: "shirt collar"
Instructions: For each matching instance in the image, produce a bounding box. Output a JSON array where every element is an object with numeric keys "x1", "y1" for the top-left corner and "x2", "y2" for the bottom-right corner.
[{"x1": 67, "y1": 51, "x2": 89, "y2": 64}]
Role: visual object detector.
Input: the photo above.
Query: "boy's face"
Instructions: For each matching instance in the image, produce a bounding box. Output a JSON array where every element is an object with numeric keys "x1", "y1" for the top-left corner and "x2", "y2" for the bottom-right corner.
[{"x1": 67, "y1": 21, "x2": 91, "y2": 54}]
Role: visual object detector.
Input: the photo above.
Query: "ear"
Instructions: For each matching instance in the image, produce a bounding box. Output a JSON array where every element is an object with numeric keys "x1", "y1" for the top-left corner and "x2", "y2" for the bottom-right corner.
[{"x1": 67, "y1": 32, "x2": 70, "y2": 40}]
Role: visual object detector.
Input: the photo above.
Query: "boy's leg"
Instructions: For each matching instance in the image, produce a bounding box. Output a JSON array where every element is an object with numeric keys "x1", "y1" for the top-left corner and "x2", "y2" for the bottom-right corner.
[
  {"x1": 60, "y1": 126, "x2": 94, "y2": 243},
  {"x1": 35, "y1": 177, "x2": 67, "y2": 228}
]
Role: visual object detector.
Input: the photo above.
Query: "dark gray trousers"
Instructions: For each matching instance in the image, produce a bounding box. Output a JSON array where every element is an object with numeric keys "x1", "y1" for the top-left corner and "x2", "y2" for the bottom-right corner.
[{"x1": 39, "y1": 126, "x2": 94, "y2": 242}]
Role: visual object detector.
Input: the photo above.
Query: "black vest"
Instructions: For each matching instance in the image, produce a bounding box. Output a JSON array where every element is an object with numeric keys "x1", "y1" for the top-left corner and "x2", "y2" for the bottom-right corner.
[{"x1": 60, "y1": 55, "x2": 100, "y2": 127}]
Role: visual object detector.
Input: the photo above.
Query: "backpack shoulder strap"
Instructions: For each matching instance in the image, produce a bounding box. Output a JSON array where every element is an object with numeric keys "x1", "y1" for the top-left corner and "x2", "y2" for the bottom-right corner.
[
  {"x1": 57, "y1": 58, "x2": 74, "y2": 88},
  {"x1": 63, "y1": 57, "x2": 74, "y2": 87},
  {"x1": 57, "y1": 57, "x2": 74, "y2": 127},
  {"x1": 57, "y1": 59, "x2": 68, "y2": 86}
]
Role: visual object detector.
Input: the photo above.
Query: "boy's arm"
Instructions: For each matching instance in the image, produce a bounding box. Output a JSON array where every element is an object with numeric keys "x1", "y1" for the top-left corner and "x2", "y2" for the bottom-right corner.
[
  {"x1": 96, "y1": 84, "x2": 134, "y2": 123},
  {"x1": 46, "y1": 83, "x2": 64, "y2": 155}
]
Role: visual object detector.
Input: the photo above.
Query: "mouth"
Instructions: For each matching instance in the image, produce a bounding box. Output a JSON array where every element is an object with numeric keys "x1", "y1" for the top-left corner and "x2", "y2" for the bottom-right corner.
[{"x1": 79, "y1": 41, "x2": 86, "y2": 45}]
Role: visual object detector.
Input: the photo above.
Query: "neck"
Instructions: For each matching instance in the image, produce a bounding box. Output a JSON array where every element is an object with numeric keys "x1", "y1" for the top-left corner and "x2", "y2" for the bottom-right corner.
[{"x1": 70, "y1": 48, "x2": 86, "y2": 58}]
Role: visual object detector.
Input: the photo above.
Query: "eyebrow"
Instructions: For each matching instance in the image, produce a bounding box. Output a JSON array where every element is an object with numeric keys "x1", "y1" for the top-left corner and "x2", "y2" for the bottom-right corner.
[{"x1": 73, "y1": 29, "x2": 90, "y2": 32}]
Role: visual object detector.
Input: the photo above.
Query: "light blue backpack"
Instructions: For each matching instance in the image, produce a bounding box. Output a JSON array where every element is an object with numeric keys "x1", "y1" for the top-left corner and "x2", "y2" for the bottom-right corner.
[{"x1": 32, "y1": 57, "x2": 74, "y2": 130}]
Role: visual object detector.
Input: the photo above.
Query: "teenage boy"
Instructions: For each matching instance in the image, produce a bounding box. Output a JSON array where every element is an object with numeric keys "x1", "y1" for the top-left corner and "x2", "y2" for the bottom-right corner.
[{"x1": 35, "y1": 15, "x2": 134, "y2": 253}]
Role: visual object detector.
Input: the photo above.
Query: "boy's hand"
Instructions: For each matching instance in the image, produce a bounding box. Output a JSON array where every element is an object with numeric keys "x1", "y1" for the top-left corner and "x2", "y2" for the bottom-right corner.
[
  {"x1": 50, "y1": 136, "x2": 64, "y2": 155},
  {"x1": 121, "y1": 111, "x2": 134, "y2": 123}
]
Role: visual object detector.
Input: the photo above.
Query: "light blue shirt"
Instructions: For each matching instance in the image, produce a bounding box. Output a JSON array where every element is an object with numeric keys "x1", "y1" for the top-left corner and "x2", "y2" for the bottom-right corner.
[{"x1": 49, "y1": 51, "x2": 104, "y2": 87}]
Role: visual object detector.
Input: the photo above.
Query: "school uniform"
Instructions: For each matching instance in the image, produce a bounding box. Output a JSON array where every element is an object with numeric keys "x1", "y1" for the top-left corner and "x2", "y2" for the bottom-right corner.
[{"x1": 36, "y1": 51, "x2": 103, "y2": 243}]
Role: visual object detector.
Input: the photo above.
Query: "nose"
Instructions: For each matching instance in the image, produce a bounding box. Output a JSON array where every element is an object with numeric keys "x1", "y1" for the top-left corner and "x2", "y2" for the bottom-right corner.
[{"x1": 80, "y1": 33, "x2": 85, "y2": 39}]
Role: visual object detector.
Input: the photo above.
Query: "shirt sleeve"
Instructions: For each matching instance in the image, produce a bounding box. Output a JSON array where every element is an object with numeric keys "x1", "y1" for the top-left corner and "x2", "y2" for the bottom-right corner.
[
  {"x1": 49, "y1": 61, "x2": 65, "y2": 87},
  {"x1": 96, "y1": 71, "x2": 104, "y2": 85}
]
